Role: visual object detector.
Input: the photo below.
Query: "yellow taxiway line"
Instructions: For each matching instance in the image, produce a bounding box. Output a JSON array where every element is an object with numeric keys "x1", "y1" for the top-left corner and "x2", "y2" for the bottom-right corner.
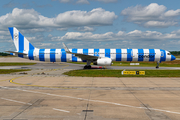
[
  {"x1": 1, "y1": 63, "x2": 71, "y2": 89},
  {"x1": 9, "y1": 75, "x2": 75, "y2": 89}
]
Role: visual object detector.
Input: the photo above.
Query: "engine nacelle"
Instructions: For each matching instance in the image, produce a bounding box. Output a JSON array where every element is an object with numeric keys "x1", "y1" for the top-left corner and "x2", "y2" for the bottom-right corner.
[{"x1": 93, "y1": 58, "x2": 112, "y2": 66}]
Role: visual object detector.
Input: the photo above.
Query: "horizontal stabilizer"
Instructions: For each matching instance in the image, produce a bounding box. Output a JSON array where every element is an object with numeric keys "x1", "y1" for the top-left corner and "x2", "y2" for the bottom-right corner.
[{"x1": 5, "y1": 51, "x2": 27, "y2": 55}]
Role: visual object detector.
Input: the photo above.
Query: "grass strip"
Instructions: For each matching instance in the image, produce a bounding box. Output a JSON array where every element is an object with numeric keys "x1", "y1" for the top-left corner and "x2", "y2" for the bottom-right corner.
[
  {"x1": 68, "y1": 60, "x2": 180, "y2": 67},
  {"x1": 64, "y1": 69, "x2": 180, "y2": 77},
  {"x1": 0, "y1": 63, "x2": 36, "y2": 66},
  {"x1": 0, "y1": 69, "x2": 30, "y2": 74}
]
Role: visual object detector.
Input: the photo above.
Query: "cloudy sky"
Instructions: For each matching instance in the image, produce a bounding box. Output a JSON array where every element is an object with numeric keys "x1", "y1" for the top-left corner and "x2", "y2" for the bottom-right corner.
[{"x1": 1, "y1": 0, "x2": 180, "y2": 52}]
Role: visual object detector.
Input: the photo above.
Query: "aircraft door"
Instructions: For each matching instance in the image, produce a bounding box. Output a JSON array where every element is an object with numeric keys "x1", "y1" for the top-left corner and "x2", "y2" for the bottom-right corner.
[
  {"x1": 131, "y1": 49, "x2": 138, "y2": 61},
  {"x1": 131, "y1": 50, "x2": 136, "y2": 57},
  {"x1": 161, "y1": 51, "x2": 164, "y2": 57}
]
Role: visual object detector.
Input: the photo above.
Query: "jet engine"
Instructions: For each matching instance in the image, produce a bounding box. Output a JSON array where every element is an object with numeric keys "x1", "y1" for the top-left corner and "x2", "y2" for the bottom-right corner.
[{"x1": 93, "y1": 58, "x2": 112, "y2": 66}]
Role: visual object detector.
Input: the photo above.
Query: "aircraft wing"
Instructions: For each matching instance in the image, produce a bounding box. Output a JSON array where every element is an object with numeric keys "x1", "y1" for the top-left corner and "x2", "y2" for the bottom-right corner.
[
  {"x1": 62, "y1": 43, "x2": 98, "y2": 60},
  {"x1": 5, "y1": 51, "x2": 27, "y2": 55}
]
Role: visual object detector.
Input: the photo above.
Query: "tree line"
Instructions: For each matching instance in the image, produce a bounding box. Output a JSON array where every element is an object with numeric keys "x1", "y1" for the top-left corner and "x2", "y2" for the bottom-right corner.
[
  {"x1": 170, "y1": 51, "x2": 180, "y2": 55},
  {"x1": 0, "y1": 52, "x2": 10, "y2": 56}
]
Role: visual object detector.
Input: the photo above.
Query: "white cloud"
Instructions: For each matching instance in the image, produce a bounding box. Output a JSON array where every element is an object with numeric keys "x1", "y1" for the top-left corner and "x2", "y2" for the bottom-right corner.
[
  {"x1": 76, "y1": 26, "x2": 94, "y2": 31},
  {"x1": 171, "y1": 29, "x2": 180, "y2": 35},
  {"x1": 164, "y1": 9, "x2": 180, "y2": 17},
  {"x1": 121, "y1": 3, "x2": 180, "y2": 28},
  {"x1": 144, "y1": 21, "x2": 178, "y2": 28},
  {"x1": 55, "y1": 8, "x2": 117, "y2": 27},
  {"x1": 57, "y1": 28, "x2": 68, "y2": 31},
  {"x1": 76, "y1": 0, "x2": 89, "y2": 4},
  {"x1": 94, "y1": 0, "x2": 117, "y2": 3},
  {"x1": 0, "y1": 8, "x2": 117, "y2": 30},
  {"x1": 1, "y1": 29, "x2": 180, "y2": 51},
  {"x1": 50, "y1": 29, "x2": 180, "y2": 41},
  {"x1": 59, "y1": 0, "x2": 73, "y2": 3},
  {"x1": 121, "y1": 3, "x2": 166, "y2": 21}
]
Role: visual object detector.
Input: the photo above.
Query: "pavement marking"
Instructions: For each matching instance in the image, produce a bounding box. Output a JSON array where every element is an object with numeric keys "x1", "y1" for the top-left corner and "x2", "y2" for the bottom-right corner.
[
  {"x1": 53, "y1": 108, "x2": 70, "y2": 113},
  {"x1": 58, "y1": 63, "x2": 69, "y2": 69},
  {"x1": 1, "y1": 86, "x2": 180, "y2": 115},
  {"x1": 0, "y1": 79, "x2": 10, "y2": 82},
  {"x1": 9, "y1": 76, "x2": 76, "y2": 89},
  {"x1": 1, "y1": 97, "x2": 32, "y2": 105}
]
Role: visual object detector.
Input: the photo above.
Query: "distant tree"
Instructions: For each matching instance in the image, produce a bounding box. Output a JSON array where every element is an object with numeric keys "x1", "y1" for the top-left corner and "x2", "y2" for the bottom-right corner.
[
  {"x1": 0, "y1": 52, "x2": 10, "y2": 56},
  {"x1": 170, "y1": 51, "x2": 180, "y2": 56}
]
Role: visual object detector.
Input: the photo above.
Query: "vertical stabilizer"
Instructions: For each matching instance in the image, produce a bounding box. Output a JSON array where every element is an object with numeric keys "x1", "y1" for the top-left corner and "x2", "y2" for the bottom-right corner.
[{"x1": 8, "y1": 27, "x2": 35, "y2": 51}]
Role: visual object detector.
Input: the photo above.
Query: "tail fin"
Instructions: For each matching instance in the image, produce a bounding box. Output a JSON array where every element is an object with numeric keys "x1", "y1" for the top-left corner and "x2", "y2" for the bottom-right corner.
[{"x1": 8, "y1": 27, "x2": 35, "y2": 51}]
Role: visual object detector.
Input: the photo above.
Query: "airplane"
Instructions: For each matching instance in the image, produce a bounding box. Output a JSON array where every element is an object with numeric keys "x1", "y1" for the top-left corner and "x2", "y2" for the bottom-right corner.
[{"x1": 6, "y1": 27, "x2": 176, "y2": 69}]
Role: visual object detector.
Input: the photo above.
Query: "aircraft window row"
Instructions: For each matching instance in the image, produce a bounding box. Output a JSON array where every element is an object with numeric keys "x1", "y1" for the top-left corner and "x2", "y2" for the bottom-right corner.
[
  {"x1": 83, "y1": 53, "x2": 130, "y2": 54},
  {"x1": 39, "y1": 53, "x2": 156, "y2": 55},
  {"x1": 39, "y1": 53, "x2": 58, "y2": 54},
  {"x1": 138, "y1": 53, "x2": 156, "y2": 54}
]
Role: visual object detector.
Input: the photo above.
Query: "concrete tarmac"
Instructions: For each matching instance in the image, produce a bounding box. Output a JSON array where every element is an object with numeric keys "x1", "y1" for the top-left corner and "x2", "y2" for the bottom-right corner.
[
  {"x1": 0, "y1": 57, "x2": 180, "y2": 120},
  {"x1": 0, "y1": 69, "x2": 180, "y2": 120}
]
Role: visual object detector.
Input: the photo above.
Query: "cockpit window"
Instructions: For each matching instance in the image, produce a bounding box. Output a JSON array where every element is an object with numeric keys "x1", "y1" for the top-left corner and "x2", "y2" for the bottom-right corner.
[{"x1": 167, "y1": 53, "x2": 171, "y2": 55}]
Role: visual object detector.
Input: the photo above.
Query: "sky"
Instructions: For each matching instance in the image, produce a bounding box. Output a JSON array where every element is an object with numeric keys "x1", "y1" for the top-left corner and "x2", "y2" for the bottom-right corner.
[{"x1": 1, "y1": 0, "x2": 180, "y2": 52}]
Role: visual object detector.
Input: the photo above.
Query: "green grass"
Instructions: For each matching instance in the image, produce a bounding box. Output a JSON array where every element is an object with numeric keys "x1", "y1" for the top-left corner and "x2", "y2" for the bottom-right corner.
[
  {"x1": 68, "y1": 60, "x2": 180, "y2": 67},
  {"x1": 0, "y1": 63, "x2": 36, "y2": 66},
  {"x1": 64, "y1": 69, "x2": 180, "y2": 77},
  {"x1": 0, "y1": 69, "x2": 30, "y2": 74},
  {"x1": 175, "y1": 55, "x2": 180, "y2": 58},
  {"x1": 112, "y1": 61, "x2": 180, "y2": 67}
]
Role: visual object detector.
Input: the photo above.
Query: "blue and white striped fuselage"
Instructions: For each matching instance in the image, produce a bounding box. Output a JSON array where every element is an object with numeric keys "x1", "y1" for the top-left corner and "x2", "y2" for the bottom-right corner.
[
  {"x1": 12, "y1": 48, "x2": 175, "y2": 62},
  {"x1": 7, "y1": 27, "x2": 176, "y2": 66}
]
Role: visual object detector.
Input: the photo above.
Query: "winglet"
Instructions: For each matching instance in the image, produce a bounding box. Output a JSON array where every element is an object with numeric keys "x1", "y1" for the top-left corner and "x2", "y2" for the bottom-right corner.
[{"x1": 62, "y1": 43, "x2": 71, "y2": 53}]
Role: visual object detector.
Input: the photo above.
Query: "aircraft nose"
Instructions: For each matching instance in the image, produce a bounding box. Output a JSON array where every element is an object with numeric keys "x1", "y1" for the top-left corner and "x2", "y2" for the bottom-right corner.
[{"x1": 171, "y1": 55, "x2": 176, "y2": 61}]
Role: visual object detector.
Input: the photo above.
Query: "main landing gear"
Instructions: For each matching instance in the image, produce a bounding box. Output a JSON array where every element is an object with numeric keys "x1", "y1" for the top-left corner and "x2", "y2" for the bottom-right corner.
[
  {"x1": 84, "y1": 65, "x2": 91, "y2": 69},
  {"x1": 156, "y1": 61, "x2": 159, "y2": 68},
  {"x1": 84, "y1": 60, "x2": 92, "y2": 69}
]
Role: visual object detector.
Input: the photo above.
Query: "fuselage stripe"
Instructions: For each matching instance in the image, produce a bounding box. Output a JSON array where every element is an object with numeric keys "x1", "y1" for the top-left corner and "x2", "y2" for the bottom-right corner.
[
  {"x1": 138, "y1": 49, "x2": 144, "y2": 61},
  {"x1": 28, "y1": 50, "x2": 34, "y2": 60},
  {"x1": 50, "y1": 49, "x2": 56, "y2": 62},
  {"x1": 105, "y1": 49, "x2": 110, "y2": 58},
  {"x1": 160, "y1": 49, "x2": 166, "y2": 61},
  {"x1": 83, "y1": 49, "x2": 88, "y2": 62},
  {"x1": 72, "y1": 49, "x2": 77, "y2": 62},
  {"x1": 39, "y1": 49, "x2": 45, "y2": 61},
  {"x1": 127, "y1": 49, "x2": 132, "y2": 61},
  {"x1": 61, "y1": 49, "x2": 66, "y2": 62},
  {"x1": 18, "y1": 33, "x2": 24, "y2": 58},
  {"x1": 94, "y1": 49, "x2": 99, "y2": 57},
  {"x1": 19, "y1": 33, "x2": 24, "y2": 51},
  {"x1": 116, "y1": 49, "x2": 121, "y2": 61},
  {"x1": 149, "y1": 49, "x2": 155, "y2": 61}
]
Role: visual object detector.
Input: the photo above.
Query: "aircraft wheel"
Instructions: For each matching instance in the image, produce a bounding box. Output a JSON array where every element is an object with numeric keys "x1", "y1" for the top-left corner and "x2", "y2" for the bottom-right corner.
[{"x1": 84, "y1": 65, "x2": 91, "y2": 69}]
